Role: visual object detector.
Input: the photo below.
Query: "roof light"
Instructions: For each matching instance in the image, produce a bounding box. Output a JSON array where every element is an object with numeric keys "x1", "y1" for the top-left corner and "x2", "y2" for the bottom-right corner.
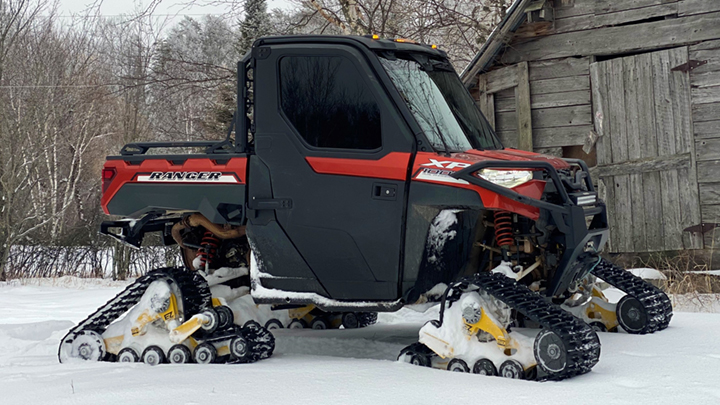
[
  {"x1": 431, "y1": 44, "x2": 437, "y2": 49},
  {"x1": 372, "y1": 34, "x2": 379, "y2": 40}
]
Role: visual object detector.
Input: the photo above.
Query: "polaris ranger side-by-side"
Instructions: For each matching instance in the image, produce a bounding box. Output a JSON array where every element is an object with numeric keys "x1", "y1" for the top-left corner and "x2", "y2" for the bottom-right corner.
[{"x1": 59, "y1": 36, "x2": 671, "y2": 380}]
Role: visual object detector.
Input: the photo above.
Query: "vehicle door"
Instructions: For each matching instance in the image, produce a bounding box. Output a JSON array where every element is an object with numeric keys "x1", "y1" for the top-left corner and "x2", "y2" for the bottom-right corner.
[{"x1": 251, "y1": 42, "x2": 416, "y2": 300}]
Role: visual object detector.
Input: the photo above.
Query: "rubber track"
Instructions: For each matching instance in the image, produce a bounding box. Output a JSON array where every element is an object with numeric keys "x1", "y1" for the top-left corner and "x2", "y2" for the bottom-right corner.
[
  {"x1": 58, "y1": 267, "x2": 273, "y2": 364},
  {"x1": 358, "y1": 312, "x2": 378, "y2": 328},
  {"x1": 591, "y1": 259, "x2": 673, "y2": 334},
  {"x1": 467, "y1": 272, "x2": 601, "y2": 381},
  {"x1": 239, "y1": 321, "x2": 275, "y2": 362}
]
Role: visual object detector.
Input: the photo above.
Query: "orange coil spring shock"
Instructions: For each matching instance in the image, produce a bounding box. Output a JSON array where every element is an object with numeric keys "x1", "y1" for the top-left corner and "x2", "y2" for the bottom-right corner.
[
  {"x1": 494, "y1": 211, "x2": 514, "y2": 247},
  {"x1": 196, "y1": 231, "x2": 220, "y2": 268}
]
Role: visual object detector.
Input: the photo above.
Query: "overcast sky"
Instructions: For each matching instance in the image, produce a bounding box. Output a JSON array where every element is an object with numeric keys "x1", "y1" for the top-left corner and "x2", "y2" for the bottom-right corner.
[{"x1": 57, "y1": 0, "x2": 293, "y2": 17}]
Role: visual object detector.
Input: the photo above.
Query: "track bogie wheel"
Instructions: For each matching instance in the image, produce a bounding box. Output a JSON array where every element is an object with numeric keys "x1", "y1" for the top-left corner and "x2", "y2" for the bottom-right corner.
[
  {"x1": 398, "y1": 344, "x2": 431, "y2": 367},
  {"x1": 168, "y1": 344, "x2": 192, "y2": 364},
  {"x1": 472, "y1": 358, "x2": 497, "y2": 376},
  {"x1": 616, "y1": 296, "x2": 649, "y2": 334},
  {"x1": 142, "y1": 346, "x2": 166, "y2": 366},
  {"x1": 230, "y1": 336, "x2": 249, "y2": 360},
  {"x1": 499, "y1": 359, "x2": 525, "y2": 379},
  {"x1": 410, "y1": 353, "x2": 431, "y2": 367},
  {"x1": 310, "y1": 317, "x2": 330, "y2": 330},
  {"x1": 265, "y1": 319, "x2": 284, "y2": 330},
  {"x1": 193, "y1": 342, "x2": 217, "y2": 364},
  {"x1": 447, "y1": 358, "x2": 469, "y2": 373},
  {"x1": 534, "y1": 329, "x2": 568, "y2": 374},
  {"x1": 590, "y1": 321, "x2": 608, "y2": 332},
  {"x1": 342, "y1": 312, "x2": 359, "y2": 329},
  {"x1": 118, "y1": 347, "x2": 140, "y2": 363},
  {"x1": 200, "y1": 308, "x2": 219, "y2": 333},
  {"x1": 215, "y1": 305, "x2": 235, "y2": 330},
  {"x1": 288, "y1": 319, "x2": 307, "y2": 329},
  {"x1": 243, "y1": 320, "x2": 262, "y2": 329}
]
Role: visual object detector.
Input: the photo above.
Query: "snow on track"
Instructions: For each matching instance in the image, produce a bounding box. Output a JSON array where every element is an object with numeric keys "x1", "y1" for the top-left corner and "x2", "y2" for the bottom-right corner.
[{"x1": 1, "y1": 282, "x2": 720, "y2": 405}]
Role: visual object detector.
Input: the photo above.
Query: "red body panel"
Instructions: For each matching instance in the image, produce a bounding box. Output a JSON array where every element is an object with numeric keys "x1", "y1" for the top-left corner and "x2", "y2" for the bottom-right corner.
[
  {"x1": 463, "y1": 148, "x2": 570, "y2": 169},
  {"x1": 101, "y1": 157, "x2": 247, "y2": 214},
  {"x1": 411, "y1": 149, "x2": 563, "y2": 219},
  {"x1": 305, "y1": 152, "x2": 411, "y2": 181},
  {"x1": 102, "y1": 148, "x2": 561, "y2": 220}
]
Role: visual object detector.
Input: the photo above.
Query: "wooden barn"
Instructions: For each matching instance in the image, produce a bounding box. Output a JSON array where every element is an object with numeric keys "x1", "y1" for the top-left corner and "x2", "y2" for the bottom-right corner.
[{"x1": 461, "y1": 0, "x2": 720, "y2": 255}]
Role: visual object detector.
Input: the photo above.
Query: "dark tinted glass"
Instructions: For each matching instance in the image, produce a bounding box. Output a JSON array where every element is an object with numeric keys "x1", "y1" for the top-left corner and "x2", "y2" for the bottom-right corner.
[{"x1": 280, "y1": 56, "x2": 382, "y2": 150}]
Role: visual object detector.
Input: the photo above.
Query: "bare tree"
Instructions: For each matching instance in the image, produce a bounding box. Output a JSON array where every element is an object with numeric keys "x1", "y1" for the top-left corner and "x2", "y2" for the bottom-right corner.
[
  {"x1": 150, "y1": 15, "x2": 238, "y2": 142},
  {"x1": 0, "y1": 1, "x2": 125, "y2": 280},
  {"x1": 290, "y1": 0, "x2": 512, "y2": 66},
  {"x1": 0, "y1": 0, "x2": 50, "y2": 280}
]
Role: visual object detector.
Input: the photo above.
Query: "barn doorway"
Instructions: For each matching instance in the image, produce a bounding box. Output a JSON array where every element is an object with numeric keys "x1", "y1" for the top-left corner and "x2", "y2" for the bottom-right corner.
[{"x1": 590, "y1": 47, "x2": 702, "y2": 253}]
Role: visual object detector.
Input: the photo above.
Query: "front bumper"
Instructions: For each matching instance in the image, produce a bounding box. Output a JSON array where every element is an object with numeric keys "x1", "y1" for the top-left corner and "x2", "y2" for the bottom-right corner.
[{"x1": 451, "y1": 159, "x2": 609, "y2": 297}]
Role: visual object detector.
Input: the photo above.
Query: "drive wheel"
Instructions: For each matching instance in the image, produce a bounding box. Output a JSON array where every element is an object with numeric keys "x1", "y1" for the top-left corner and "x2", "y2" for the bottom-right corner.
[
  {"x1": 288, "y1": 319, "x2": 307, "y2": 329},
  {"x1": 499, "y1": 360, "x2": 525, "y2": 379},
  {"x1": 117, "y1": 347, "x2": 140, "y2": 363},
  {"x1": 310, "y1": 317, "x2": 330, "y2": 330},
  {"x1": 215, "y1": 305, "x2": 235, "y2": 329},
  {"x1": 342, "y1": 312, "x2": 359, "y2": 329},
  {"x1": 167, "y1": 344, "x2": 192, "y2": 364},
  {"x1": 472, "y1": 359, "x2": 497, "y2": 376},
  {"x1": 447, "y1": 358, "x2": 469, "y2": 373},
  {"x1": 142, "y1": 346, "x2": 166, "y2": 366},
  {"x1": 534, "y1": 329, "x2": 568, "y2": 374},
  {"x1": 60, "y1": 330, "x2": 106, "y2": 362},
  {"x1": 265, "y1": 319, "x2": 283, "y2": 330},
  {"x1": 200, "y1": 309, "x2": 219, "y2": 334},
  {"x1": 193, "y1": 342, "x2": 217, "y2": 364},
  {"x1": 617, "y1": 296, "x2": 648, "y2": 334},
  {"x1": 230, "y1": 336, "x2": 249, "y2": 360}
]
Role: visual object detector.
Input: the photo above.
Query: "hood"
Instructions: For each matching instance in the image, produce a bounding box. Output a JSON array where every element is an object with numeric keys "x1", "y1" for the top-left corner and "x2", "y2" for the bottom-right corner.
[{"x1": 455, "y1": 148, "x2": 571, "y2": 169}]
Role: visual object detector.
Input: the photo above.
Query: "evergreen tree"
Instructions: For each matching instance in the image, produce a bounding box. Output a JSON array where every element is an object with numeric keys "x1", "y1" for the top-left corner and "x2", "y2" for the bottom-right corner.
[{"x1": 238, "y1": 0, "x2": 272, "y2": 54}]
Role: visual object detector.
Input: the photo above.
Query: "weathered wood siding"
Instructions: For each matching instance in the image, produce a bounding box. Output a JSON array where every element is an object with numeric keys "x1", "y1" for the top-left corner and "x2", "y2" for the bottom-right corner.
[
  {"x1": 471, "y1": 0, "x2": 720, "y2": 253},
  {"x1": 529, "y1": 57, "x2": 593, "y2": 149},
  {"x1": 591, "y1": 47, "x2": 702, "y2": 253},
  {"x1": 477, "y1": 56, "x2": 593, "y2": 151},
  {"x1": 502, "y1": 0, "x2": 720, "y2": 65},
  {"x1": 690, "y1": 39, "x2": 720, "y2": 246},
  {"x1": 494, "y1": 87, "x2": 518, "y2": 146}
]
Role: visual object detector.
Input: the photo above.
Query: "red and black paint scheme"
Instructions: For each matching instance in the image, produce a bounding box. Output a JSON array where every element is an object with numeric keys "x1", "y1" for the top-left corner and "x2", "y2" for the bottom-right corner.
[
  {"x1": 102, "y1": 156, "x2": 247, "y2": 220},
  {"x1": 100, "y1": 35, "x2": 608, "y2": 310}
]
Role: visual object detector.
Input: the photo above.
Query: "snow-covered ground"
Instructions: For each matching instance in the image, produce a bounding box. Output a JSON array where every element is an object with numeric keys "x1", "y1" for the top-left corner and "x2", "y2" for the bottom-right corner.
[{"x1": 1, "y1": 279, "x2": 720, "y2": 405}]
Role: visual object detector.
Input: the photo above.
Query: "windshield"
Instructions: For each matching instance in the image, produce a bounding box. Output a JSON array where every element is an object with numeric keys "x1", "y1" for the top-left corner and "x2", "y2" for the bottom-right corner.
[{"x1": 379, "y1": 54, "x2": 502, "y2": 152}]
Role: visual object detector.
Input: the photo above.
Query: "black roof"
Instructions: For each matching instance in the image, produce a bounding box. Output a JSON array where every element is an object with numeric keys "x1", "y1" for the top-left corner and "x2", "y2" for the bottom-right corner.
[{"x1": 253, "y1": 35, "x2": 448, "y2": 59}]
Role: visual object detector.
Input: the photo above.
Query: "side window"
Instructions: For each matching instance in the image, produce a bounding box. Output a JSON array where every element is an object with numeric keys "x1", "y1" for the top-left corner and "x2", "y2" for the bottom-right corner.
[{"x1": 279, "y1": 56, "x2": 382, "y2": 150}]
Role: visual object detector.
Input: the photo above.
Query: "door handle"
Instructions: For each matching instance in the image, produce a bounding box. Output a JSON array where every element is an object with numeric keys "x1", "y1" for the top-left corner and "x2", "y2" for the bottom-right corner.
[{"x1": 372, "y1": 183, "x2": 397, "y2": 201}]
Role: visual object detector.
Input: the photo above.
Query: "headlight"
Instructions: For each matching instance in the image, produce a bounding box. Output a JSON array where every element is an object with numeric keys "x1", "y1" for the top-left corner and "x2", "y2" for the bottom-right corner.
[{"x1": 477, "y1": 169, "x2": 532, "y2": 188}]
